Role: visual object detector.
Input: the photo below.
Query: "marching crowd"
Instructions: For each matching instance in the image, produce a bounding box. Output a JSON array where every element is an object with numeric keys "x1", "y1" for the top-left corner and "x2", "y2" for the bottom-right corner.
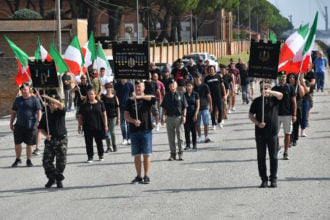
[{"x1": 9, "y1": 51, "x2": 327, "y2": 188}]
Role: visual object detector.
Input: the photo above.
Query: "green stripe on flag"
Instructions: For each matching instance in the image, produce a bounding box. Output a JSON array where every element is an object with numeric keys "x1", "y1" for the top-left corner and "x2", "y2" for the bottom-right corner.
[
  {"x1": 303, "y1": 12, "x2": 318, "y2": 56},
  {"x1": 269, "y1": 31, "x2": 276, "y2": 43},
  {"x1": 96, "y1": 42, "x2": 110, "y2": 69},
  {"x1": 89, "y1": 32, "x2": 96, "y2": 61},
  {"x1": 4, "y1": 35, "x2": 29, "y2": 67},
  {"x1": 49, "y1": 43, "x2": 69, "y2": 74}
]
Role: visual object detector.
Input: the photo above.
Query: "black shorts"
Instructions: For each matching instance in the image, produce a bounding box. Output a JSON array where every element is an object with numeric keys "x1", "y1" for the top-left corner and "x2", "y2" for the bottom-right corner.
[{"x1": 13, "y1": 125, "x2": 37, "y2": 145}]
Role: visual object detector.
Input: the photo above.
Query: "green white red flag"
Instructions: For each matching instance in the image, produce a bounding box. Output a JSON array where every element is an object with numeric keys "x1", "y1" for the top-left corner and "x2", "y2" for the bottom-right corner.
[
  {"x1": 4, "y1": 36, "x2": 31, "y2": 85},
  {"x1": 64, "y1": 36, "x2": 84, "y2": 75},
  {"x1": 93, "y1": 42, "x2": 112, "y2": 77},
  {"x1": 279, "y1": 12, "x2": 318, "y2": 73},
  {"x1": 34, "y1": 36, "x2": 52, "y2": 62},
  {"x1": 82, "y1": 32, "x2": 96, "y2": 69},
  {"x1": 278, "y1": 23, "x2": 309, "y2": 71}
]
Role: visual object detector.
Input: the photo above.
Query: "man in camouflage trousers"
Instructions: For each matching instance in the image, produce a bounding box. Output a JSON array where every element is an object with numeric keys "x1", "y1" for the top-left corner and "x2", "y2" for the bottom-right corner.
[{"x1": 38, "y1": 94, "x2": 67, "y2": 188}]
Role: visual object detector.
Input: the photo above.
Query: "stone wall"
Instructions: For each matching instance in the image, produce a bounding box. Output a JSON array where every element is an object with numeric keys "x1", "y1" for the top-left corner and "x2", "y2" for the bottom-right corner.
[{"x1": 0, "y1": 58, "x2": 19, "y2": 117}]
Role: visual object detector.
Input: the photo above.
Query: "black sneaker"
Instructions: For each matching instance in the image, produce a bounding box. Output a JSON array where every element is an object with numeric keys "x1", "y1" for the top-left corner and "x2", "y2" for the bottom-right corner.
[
  {"x1": 293, "y1": 141, "x2": 297, "y2": 146},
  {"x1": 105, "y1": 147, "x2": 112, "y2": 153},
  {"x1": 56, "y1": 180, "x2": 63, "y2": 188},
  {"x1": 184, "y1": 146, "x2": 190, "y2": 150},
  {"x1": 283, "y1": 152, "x2": 289, "y2": 160},
  {"x1": 45, "y1": 179, "x2": 55, "y2": 188},
  {"x1": 270, "y1": 180, "x2": 277, "y2": 188},
  {"x1": 131, "y1": 176, "x2": 143, "y2": 184},
  {"x1": 260, "y1": 181, "x2": 268, "y2": 188},
  {"x1": 143, "y1": 176, "x2": 151, "y2": 184},
  {"x1": 26, "y1": 159, "x2": 33, "y2": 167},
  {"x1": 11, "y1": 158, "x2": 22, "y2": 167},
  {"x1": 113, "y1": 145, "x2": 117, "y2": 152}
]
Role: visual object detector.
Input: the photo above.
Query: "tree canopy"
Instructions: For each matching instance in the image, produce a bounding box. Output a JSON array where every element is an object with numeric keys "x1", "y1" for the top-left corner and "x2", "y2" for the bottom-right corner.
[{"x1": 5, "y1": 0, "x2": 292, "y2": 42}]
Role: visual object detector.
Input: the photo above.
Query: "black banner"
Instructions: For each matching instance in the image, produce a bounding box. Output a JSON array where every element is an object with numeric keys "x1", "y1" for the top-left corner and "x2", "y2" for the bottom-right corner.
[
  {"x1": 248, "y1": 40, "x2": 281, "y2": 79},
  {"x1": 112, "y1": 42, "x2": 149, "y2": 79},
  {"x1": 29, "y1": 60, "x2": 59, "y2": 88}
]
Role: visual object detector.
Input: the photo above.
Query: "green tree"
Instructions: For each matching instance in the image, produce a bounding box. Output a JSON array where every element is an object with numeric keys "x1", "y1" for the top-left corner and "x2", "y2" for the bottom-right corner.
[{"x1": 10, "y1": 8, "x2": 43, "y2": 19}]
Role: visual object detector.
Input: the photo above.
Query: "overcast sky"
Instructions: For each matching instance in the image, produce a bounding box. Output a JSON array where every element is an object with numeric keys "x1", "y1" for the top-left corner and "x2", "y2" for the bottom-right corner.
[{"x1": 266, "y1": 0, "x2": 330, "y2": 30}]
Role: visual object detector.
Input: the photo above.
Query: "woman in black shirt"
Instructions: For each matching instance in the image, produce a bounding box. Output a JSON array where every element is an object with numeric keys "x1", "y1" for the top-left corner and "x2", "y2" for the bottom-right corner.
[
  {"x1": 101, "y1": 82, "x2": 120, "y2": 152},
  {"x1": 78, "y1": 88, "x2": 108, "y2": 163}
]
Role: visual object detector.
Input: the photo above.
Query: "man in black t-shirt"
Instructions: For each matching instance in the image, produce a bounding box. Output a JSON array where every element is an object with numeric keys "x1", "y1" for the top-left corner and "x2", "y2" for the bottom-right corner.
[
  {"x1": 38, "y1": 94, "x2": 67, "y2": 188},
  {"x1": 249, "y1": 81, "x2": 283, "y2": 188},
  {"x1": 194, "y1": 73, "x2": 212, "y2": 143},
  {"x1": 124, "y1": 81, "x2": 156, "y2": 184},
  {"x1": 204, "y1": 65, "x2": 226, "y2": 130},
  {"x1": 272, "y1": 71, "x2": 297, "y2": 160}
]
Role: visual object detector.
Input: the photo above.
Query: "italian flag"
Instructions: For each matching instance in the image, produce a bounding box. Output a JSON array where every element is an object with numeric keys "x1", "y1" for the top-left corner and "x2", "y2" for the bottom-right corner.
[
  {"x1": 279, "y1": 12, "x2": 318, "y2": 73},
  {"x1": 34, "y1": 36, "x2": 52, "y2": 62},
  {"x1": 82, "y1": 32, "x2": 96, "y2": 69},
  {"x1": 4, "y1": 36, "x2": 31, "y2": 86},
  {"x1": 49, "y1": 43, "x2": 69, "y2": 74},
  {"x1": 93, "y1": 42, "x2": 112, "y2": 77},
  {"x1": 64, "y1": 36, "x2": 84, "y2": 75},
  {"x1": 278, "y1": 23, "x2": 309, "y2": 70}
]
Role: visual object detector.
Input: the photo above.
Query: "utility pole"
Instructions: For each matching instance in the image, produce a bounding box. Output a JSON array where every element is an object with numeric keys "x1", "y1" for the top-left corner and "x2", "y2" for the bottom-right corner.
[
  {"x1": 136, "y1": 0, "x2": 139, "y2": 43},
  {"x1": 289, "y1": 15, "x2": 293, "y2": 25},
  {"x1": 57, "y1": 0, "x2": 62, "y2": 54},
  {"x1": 249, "y1": 0, "x2": 251, "y2": 41},
  {"x1": 190, "y1": 11, "x2": 193, "y2": 52},
  {"x1": 325, "y1": 6, "x2": 328, "y2": 31},
  {"x1": 237, "y1": 3, "x2": 240, "y2": 54}
]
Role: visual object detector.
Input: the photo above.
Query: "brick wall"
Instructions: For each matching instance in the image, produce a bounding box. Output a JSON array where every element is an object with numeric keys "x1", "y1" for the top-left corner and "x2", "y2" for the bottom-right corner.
[{"x1": 0, "y1": 58, "x2": 19, "y2": 117}]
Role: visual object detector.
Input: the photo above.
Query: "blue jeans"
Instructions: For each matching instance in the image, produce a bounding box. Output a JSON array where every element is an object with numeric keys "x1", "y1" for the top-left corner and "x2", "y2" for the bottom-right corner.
[
  {"x1": 241, "y1": 84, "x2": 249, "y2": 103},
  {"x1": 130, "y1": 130, "x2": 152, "y2": 156},
  {"x1": 301, "y1": 99, "x2": 310, "y2": 129},
  {"x1": 255, "y1": 135, "x2": 278, "y2": 181},
  {"x1": 316, "y1": 72, "x2": 325, "y2": 91},
  {"x1": 120, "y1": 108, "x2": 130, "y2": 140}
]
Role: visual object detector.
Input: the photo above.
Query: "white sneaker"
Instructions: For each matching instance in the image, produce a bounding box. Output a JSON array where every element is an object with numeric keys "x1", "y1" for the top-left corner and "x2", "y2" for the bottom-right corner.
[
  {"x1": 122, "y1": 140, "x2": 128, "y2": 145},
  {"x1": 231, "y1": 107, "x2": 236, "y2": 111},
  {"x1": 197, "y1": 136, "x2": 203, "y2": 143},
  {"x1": 127, "y1": 139, "x2": 131, "y2": 145},
  {"x1": 228, "y1": 109, "x2": 231, "y2": 114},
  {"x1": 219, "y1": 123, "x2": 223, "y2": 129},
  {"x1": 156, "y1": 124, "x2": 160, "y2": 131},
  {"x1": 212, "y1": 125, "x2": 216, "y2": 130}
]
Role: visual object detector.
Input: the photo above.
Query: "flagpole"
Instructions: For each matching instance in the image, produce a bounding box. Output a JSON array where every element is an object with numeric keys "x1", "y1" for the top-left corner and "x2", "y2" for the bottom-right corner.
[
  {"x1": 133, "y1": 79, "x2": 139, "y2": 121},
  {"x1": 43, "y1": 89, "x2": 50, "y2": 136},
  {"x1": 262, "y1": 79, "x2": 265, "y2": 123}
]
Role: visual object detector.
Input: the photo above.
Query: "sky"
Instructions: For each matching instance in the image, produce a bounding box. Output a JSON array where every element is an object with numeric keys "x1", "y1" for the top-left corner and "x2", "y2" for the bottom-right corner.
[{"x1": 267, "y1": 0, "x2": 330, "y2": 31}]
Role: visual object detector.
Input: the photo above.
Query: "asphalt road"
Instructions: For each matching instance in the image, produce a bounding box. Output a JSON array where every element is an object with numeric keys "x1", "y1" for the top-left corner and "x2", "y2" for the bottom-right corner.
[{"x1": 0, "y1": 75, "x2": 329, "y2": 220}]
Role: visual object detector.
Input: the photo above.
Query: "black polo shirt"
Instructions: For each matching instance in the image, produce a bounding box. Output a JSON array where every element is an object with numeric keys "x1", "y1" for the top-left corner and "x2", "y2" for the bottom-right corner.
[{"x1": 161, "y1": 90, "x2": 188, "y2": 116}]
